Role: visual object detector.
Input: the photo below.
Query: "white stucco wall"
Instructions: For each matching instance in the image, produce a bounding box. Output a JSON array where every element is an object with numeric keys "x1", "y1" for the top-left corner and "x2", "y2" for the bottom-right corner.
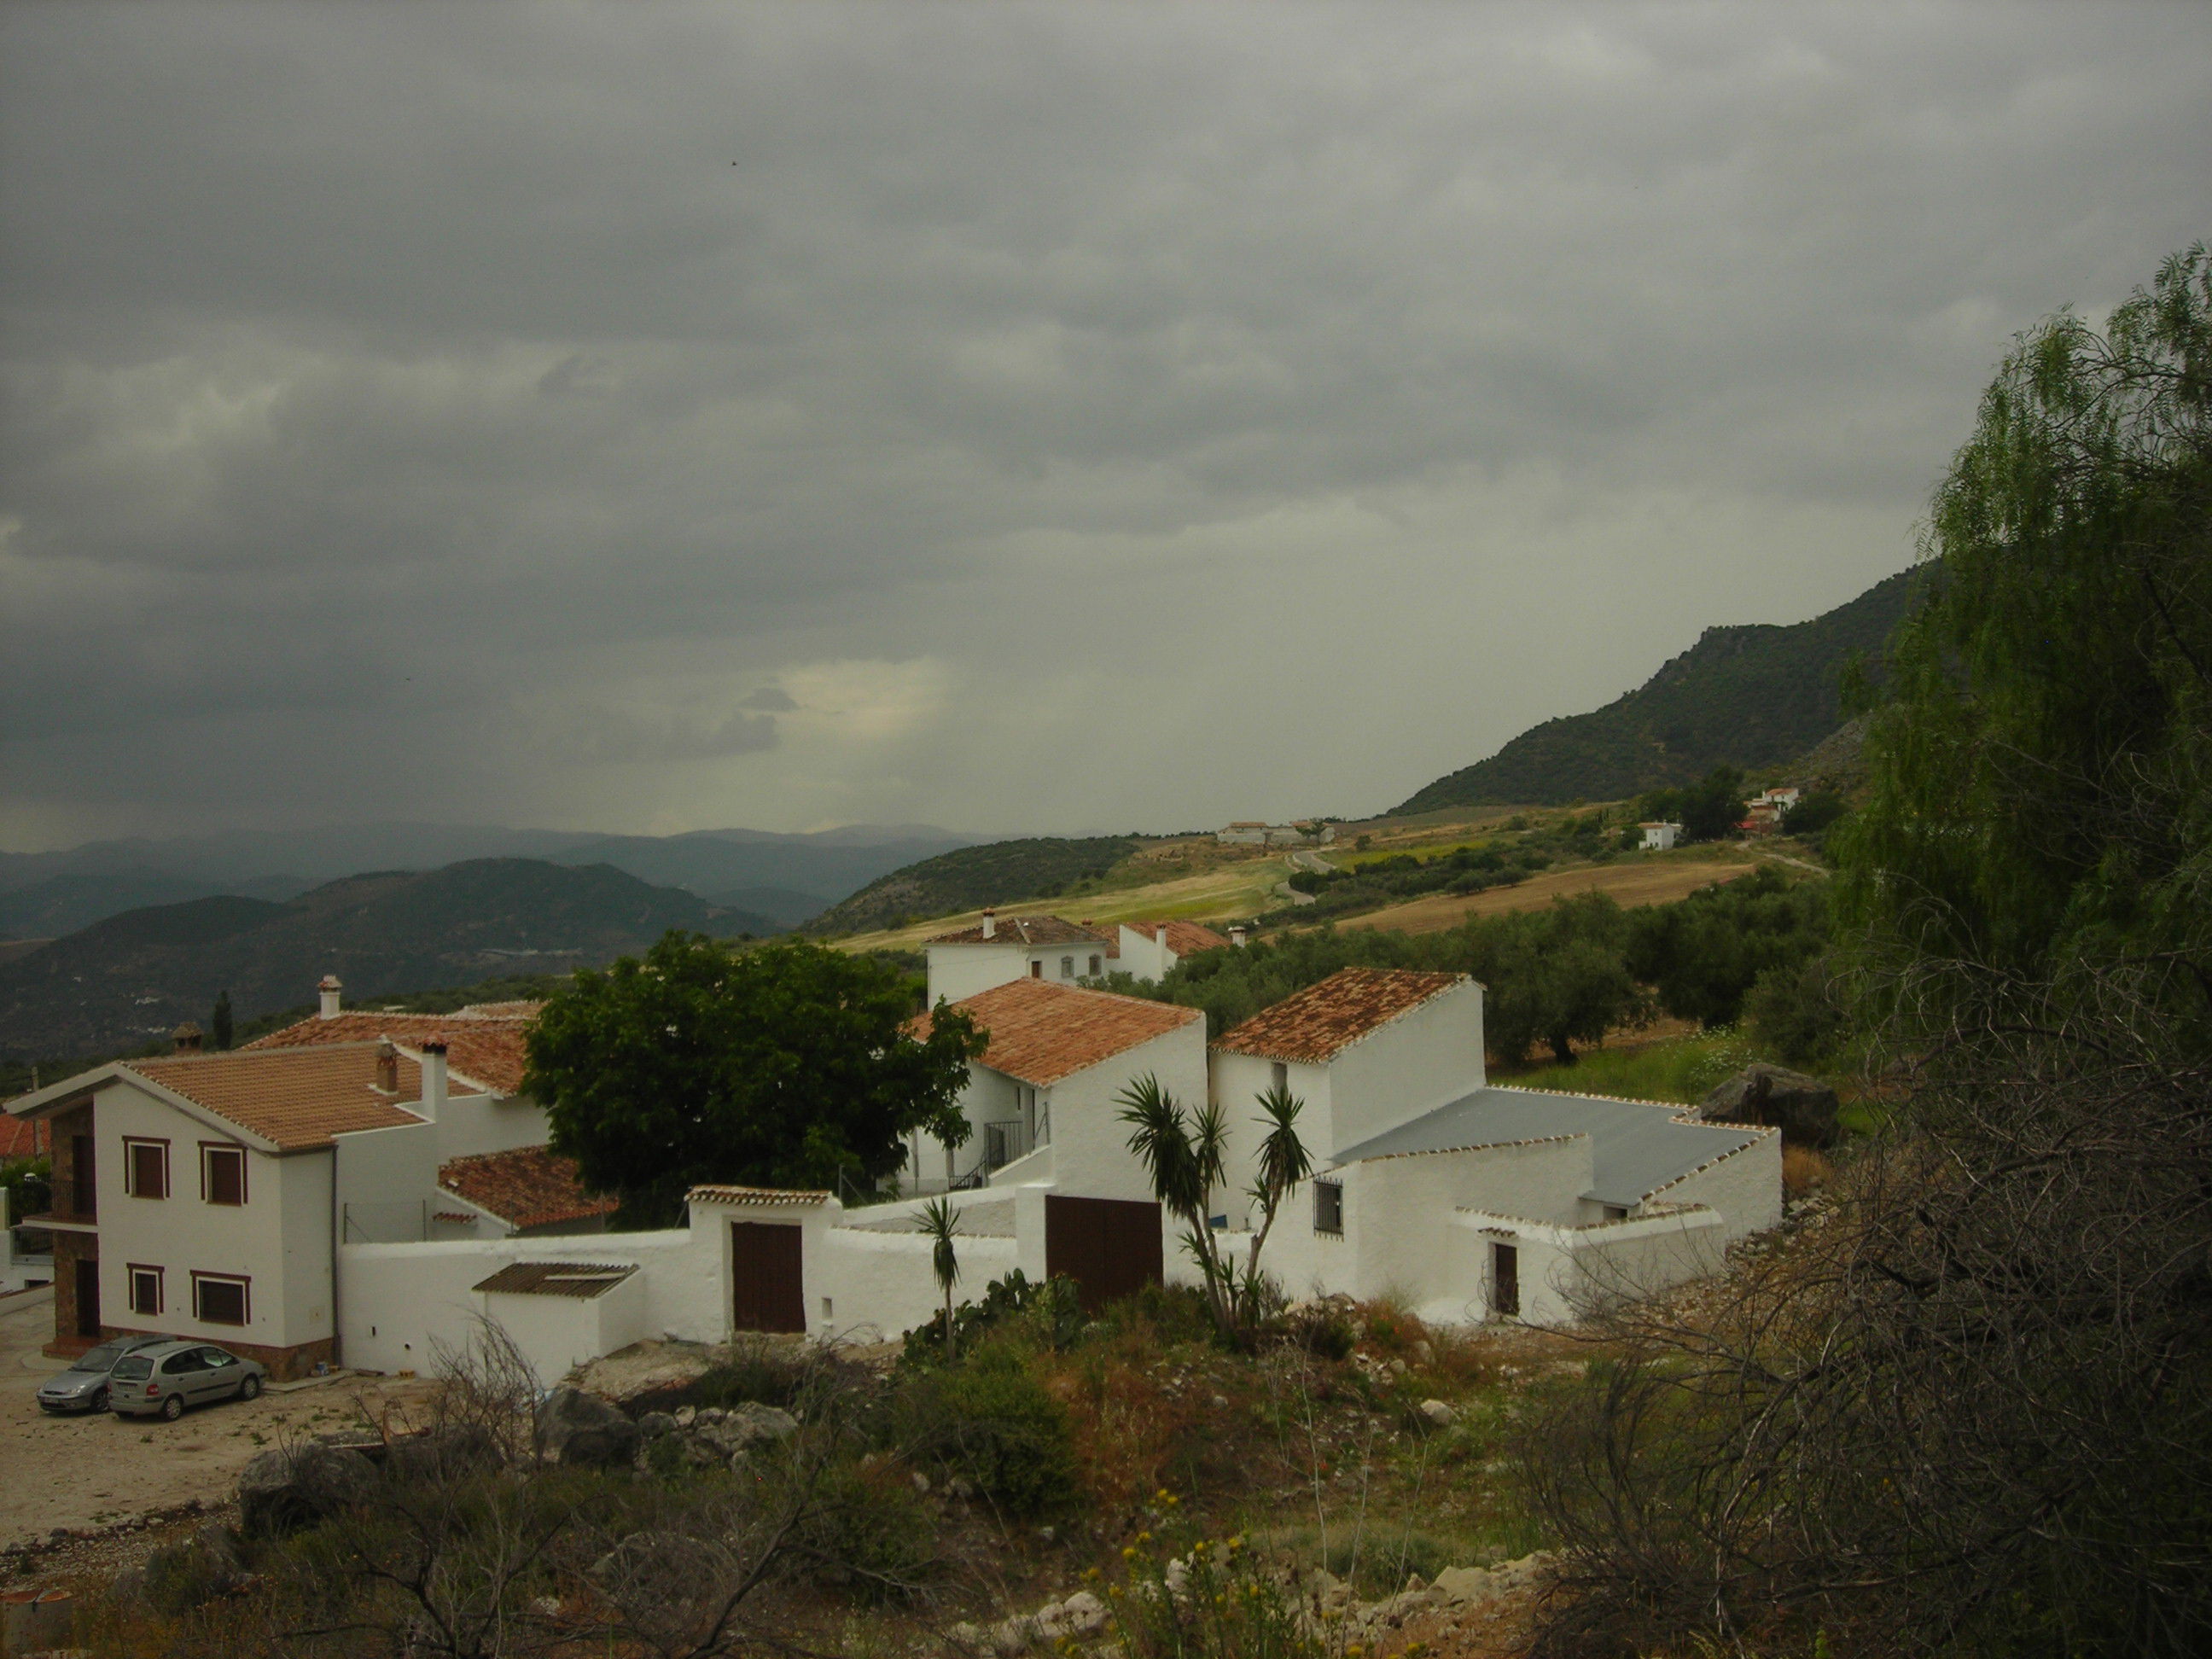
[
  {"x1": 927, "y1": 943, "x2": 1033, "y2": 1004},
  {"x1": 1455, "y1": 1204, "x2": 1730, "y2": 1325},
  {"x1": 1039, "y1": 1021, "x2": 1209, "y2": 1205},
  {"x1": 1640, "y1": 1127, "x2": 1782, "y2": 1243},
  {"x1": 1323, "y1": 980, "x2": 1487, "y2": 1155},
  {"x1": 424, "y1": 1092, "x2": 550, "y2": 1161},
  {"x1": 92, "y1": 1078, "x2": 323, "y2": 1350},
  {"x1": 333, "y1": 1119, "x2": 439, "y2": 1242}
]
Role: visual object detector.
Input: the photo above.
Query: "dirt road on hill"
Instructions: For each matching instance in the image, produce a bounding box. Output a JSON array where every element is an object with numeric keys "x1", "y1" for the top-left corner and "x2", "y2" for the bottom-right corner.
[{"x1": 1338, "y1": 857, "x2": 1758, "y2": 935}]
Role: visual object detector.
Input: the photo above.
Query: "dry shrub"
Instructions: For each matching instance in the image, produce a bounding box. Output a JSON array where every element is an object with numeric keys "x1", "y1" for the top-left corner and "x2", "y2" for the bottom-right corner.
[
  {"x1": 1779, "y1": 1143, "x2": 1831, "y2": 1198},
  {"x1": 1045, "y1": 1328, "x2": 1199, "y2": 1514}
]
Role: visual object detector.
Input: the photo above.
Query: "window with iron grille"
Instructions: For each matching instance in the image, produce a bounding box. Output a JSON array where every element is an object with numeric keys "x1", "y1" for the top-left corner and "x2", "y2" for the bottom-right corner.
[
  {"x1": 124, "y1": 1138, "x2": 169, "y2": 1199},
  {"x1": 1313, "y1": 1179, "x2": 1343, "y2": 1236},
  {"x1": 192, "y1": 1273, "x2": 249, "y2": 1326}
]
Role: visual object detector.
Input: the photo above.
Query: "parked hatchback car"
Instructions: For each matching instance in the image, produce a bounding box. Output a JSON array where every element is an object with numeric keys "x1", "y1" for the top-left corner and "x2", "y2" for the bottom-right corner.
[
  {"x1": 35, "y1": 1334, "x2": 173, "y2": 1414},
  {"x1": 108, "y1": 1341, "x2": 268, "y2": 1421}
]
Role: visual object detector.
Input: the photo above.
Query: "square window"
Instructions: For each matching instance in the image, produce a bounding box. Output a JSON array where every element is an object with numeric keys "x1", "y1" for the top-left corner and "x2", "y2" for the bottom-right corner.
[
  {"x1": 1088, "y1": 954, "x2": 1103, "y2": 976},
  {"x1": 128, "y1": 1265, "x2": 163, "y2": 1316},
  {"x1": 1313, "y1": 1179, "x2": 1343, "y2": 1236},
  {"x1": 1060, "y1": 955, "x2": 1074, "y2": 978},
  {"x1": 193, "y1": 1274, "x2": 249, "y2": 1326},
  {"x1": 202, "y1": 1145, "x2": 247, "y2": 1206},
  {"x1": 125, "y1": 1139, "x2": 169, "y2": 1199}
]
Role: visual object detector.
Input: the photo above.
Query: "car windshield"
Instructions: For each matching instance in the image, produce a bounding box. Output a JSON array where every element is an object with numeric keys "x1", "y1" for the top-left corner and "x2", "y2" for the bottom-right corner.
[
  {"x1": 70, "y1": 1342, "x2": 127, "y2": 1372},
  {"x1": 111, "y1": 1357, "x2": 154, "y2": 1382}
]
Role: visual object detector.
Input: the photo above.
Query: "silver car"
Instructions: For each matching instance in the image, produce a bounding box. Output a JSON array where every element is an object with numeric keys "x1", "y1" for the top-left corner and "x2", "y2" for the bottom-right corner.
[
  {"x1": 108, "y1": 1341, "x2": 268, "y2": 1420},
  {"x1": 36, "y1": 1334, "x2": 173, "y2": 1414}
]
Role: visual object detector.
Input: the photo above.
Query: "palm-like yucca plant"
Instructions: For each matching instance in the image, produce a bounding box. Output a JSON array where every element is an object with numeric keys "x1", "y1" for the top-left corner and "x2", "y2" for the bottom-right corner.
[
  {"x1": 1117, "y1": 1074, "x2": 1237, "y2": 1334},
  {"x1": 917, "y1": 1196, "x2": 962, "y2": 1359},
  {"x1": 1237, "y1": 1083, "x2": 1313, "y2": 1322}
]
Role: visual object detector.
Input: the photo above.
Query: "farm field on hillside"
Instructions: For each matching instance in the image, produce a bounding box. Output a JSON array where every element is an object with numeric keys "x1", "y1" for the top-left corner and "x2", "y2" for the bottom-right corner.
[
  {"x1": 1337, "y1": 853, "x2": 1761, "y2": 935},
  {"x1": 830, "y1": 858, "x2": 1292, "y2": 952}
]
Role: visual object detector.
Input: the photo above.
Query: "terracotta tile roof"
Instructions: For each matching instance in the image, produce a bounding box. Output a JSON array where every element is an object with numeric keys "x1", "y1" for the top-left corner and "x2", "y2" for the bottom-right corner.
[
  {"x1": 914, "y1": 977, "x2": 1202, "y2": 1087},
  {"x1": 125, "y1": 1045, "x2": 427, "y2": 1151},
  {"x1": 926, "y1": 915, "x2": 1111, "y2": 948},
  {"x1": 439, "y1": 1144, "x2": 616, "y2": 1231},
  {"x1": 1213, "y1": 969, "x2": 1469, "y2": 1065},
  {"x1": 686, "y1": 1185, "x2": 832, "y2": 1207},
  {"x1": 472, "y1": 1261, "x2": 637, "y2": 1298},
  {"x1": 0, "y1": 1115, "x2": 49, "y2": 1161},
  {"x1": 247, "y1": 1012, "x2": 532, "y2": 1094},
  {"x1": 1125, "y1": 920, "x2": 1232, "y2": 957},
  {"x1": 453, "y1": 1001, "x2": 545, "y2": 1019}
]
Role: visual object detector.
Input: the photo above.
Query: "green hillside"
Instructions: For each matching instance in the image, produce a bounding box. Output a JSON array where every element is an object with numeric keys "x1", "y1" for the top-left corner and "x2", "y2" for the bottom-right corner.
[
  {"x1": 1394, "y1": 570, "x2": 1918, "y2": 813},
  {"x1": 0, "y1": 858, "x2": 775, "y2": 1063},
  {"x1": 806, "y1": 836, "x2": 1141, "y2": 935}
]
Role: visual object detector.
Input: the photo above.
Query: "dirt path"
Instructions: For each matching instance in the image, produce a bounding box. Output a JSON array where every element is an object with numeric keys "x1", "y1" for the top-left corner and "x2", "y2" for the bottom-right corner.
[
  {"x1": 1336, "y1": 856, "x2": 1757, "y2": 935},
  {"x1": 0, "y1": 1286, "x2": 432, "y2": 1558}
]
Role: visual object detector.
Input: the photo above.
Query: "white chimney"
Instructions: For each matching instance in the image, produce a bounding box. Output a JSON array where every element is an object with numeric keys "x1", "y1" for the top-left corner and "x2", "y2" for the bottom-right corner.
[
  {"x1": 981, "y1": 907, "x2": 996, "y2": 940},
  {"x1": 420, "y1": 1039, "x2": 448, "y2": 1122},
  {"x1": 318, "y1": 975, "x2": 344, "y2": 1020},
  {"x1": 1229, "y1": 924, "x2": 1249, "y2": 949}
]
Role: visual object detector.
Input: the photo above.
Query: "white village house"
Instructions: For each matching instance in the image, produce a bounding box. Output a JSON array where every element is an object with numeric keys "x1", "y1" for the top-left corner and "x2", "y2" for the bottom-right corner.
[{"x1": 8, "y1": 939, "x2": 1780, "y2": 1384}]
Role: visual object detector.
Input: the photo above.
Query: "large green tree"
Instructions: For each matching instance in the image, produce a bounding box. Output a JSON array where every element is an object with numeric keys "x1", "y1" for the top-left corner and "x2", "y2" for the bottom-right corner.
[
  {"x1": 524, "y1": 933, "x2": 984, "y2": 1222},
  {"x1": 1837, "y1": 244, "x2": 2212, "y2": 1023}
]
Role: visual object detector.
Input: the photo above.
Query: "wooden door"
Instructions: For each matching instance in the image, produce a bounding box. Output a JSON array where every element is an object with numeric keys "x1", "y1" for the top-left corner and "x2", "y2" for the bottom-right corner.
[
  {"x1": 75, "y1": 1258, "x2": 102, "y2": 1337},
  {"x1": 730, "y1": 1221, "x2": 806, "y2": 1333},
  {"x1": 1045, "y1": 1195, "x2": 1164, "y2": 1313},
  {"x1": 1492, "y1": 1243, "x2": 1519, "y2": 1318}
]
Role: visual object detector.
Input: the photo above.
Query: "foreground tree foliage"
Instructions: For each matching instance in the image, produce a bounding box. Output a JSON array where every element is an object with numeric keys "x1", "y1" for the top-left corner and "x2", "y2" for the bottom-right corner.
[
  {"x1": 1516, "y1": 247, "x2": 2212, "y2": 1657},
  {"x1": 526, "y1": 934, "x2": 983, "y2": 1221}
]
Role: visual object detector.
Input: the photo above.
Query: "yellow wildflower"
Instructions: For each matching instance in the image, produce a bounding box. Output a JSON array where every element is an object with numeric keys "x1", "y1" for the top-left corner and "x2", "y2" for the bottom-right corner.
[{"x1": 1122, "y1": 1546, "x2": 1139, "y2": 1561}]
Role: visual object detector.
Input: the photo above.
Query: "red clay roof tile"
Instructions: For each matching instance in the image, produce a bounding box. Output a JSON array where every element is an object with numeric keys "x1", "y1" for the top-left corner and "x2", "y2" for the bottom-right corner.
[
  {"x1": 914, "y1": 977, "x2": 1201, "y2": 1087},
  {"x1": 1212, "y1": 968, "x2": 1467, "y2": 1065},
  {"x1": 439, "y1": 1144, "x2": 614, "y2": 1231}
]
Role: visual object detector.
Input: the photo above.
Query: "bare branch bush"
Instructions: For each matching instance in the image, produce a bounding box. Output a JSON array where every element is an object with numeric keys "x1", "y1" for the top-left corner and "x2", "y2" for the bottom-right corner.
[{"x1": 1514, "y1": 960, "x2": 2212, "y2": 1656}]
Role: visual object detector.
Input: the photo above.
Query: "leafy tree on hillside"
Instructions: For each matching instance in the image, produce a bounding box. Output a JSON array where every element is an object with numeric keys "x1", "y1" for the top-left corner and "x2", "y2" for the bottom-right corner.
[
  {"x1": 1626, "y1": 865, "x2": 1829, "y2": 1027},
  {"x1": 1837, "y1": 244, "x2": 2212, "y2": 1033},
  {"x1": 209, "y1": 989, "x2": 233, "y2": 1051},
  {"x1": 525, "y1": 934, "x2": 985, "y2": 1225},
  {"x1": 1466, "y1": 893, "x2": 1650, "y2": 1064}
]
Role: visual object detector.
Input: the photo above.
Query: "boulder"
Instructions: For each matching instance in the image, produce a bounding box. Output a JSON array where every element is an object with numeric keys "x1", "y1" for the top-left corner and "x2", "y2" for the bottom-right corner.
[
  {"x1": 535, "y1": 1388, "x2": 643, "y2": 1470},
  {"x1": 696, "y1": 1401, "x2": 797, "y2": 1456},
  {"x1": 1699, "y1": 1063, "x2": 1840, "y2": 1147},
  {"x1": 237, "y1": 1444, "x2": 377, "y2": 1537},
  {"x1": 384, "y1": 1424, "x2": 504, "y2": 1486},
  {"x1": 636, "y1": 1411, "x2": 678, "y2": 1440},
  {"x1": 1417, "y1": 1398, "x2": 1457, "y2": 1429}
]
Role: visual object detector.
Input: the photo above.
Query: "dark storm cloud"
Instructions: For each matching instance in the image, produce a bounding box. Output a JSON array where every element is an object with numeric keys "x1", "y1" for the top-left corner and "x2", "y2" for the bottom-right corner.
[{"x1": 3, "y1": 3, "x2": 2209, "y2": 843}]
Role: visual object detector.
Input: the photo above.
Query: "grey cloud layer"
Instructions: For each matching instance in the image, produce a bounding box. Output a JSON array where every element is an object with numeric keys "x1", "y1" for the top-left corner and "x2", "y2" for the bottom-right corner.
[{"x1": 4, "y1": 3, "x2": 2209, "y2": 843}]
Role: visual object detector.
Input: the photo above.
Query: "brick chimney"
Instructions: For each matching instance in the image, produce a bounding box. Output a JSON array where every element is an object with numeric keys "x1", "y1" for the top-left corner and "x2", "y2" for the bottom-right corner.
[
  {"x1": 172, "y1": 1022, "x2": 203, "y2": 1053},
  {"x1": 420, "y1": 1039, "x2": 448, "y2": 1122},
  {"x1": 981, "y1": 907, "x2": 996, "y2": 940},
  {"x1": 318, "y1": 975, "x2": 344, "y2": 1021},
  {"x1": 374, "y1": 1040, "x2": 399, "y2": 1094}
]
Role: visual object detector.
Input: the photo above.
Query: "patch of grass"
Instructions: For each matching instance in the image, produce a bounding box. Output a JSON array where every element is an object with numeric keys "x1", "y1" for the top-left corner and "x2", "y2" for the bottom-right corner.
[{"x1": 1500, "y1": 1027, "x2": 1767, "y2": 1104}]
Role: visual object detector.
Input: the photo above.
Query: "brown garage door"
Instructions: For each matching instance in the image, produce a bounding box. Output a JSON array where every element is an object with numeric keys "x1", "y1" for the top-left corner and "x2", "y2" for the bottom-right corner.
[
  {"x1": 731, "y1": 1221, "x2": 806, "y2": 1333},
  {"x1": 1045, "y1": 1195, "x2": 1164, "y2": 1313}
]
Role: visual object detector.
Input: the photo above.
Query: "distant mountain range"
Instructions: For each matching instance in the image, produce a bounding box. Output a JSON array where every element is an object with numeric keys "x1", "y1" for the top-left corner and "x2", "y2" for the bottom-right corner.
[
  {"x1": 0, "y1": 857, "x2": 770, "y2": 1062},
  {"x1": 1392, "y1": 570, "x2": 1918, "y2": 814},
  {"x1": 0, "y1": 821, "x2": 980, "y2": 940}
]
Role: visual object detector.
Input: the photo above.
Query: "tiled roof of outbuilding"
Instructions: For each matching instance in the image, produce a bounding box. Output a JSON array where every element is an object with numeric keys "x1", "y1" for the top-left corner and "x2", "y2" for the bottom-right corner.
[
  {"x1": 472, "y1": 1261, "x2": 637, "y2": 1298},
  {"x1": 1213, "y1": 968, "x2": 1468, "y2": 1065},
  {"x1": 686, "y1": 1185, "x2": 832, "y2": 1208},
  {"x1": 125, "y1": 1045, "x2": 428, "y2": 1150},
  {"x1": 1124, "y1": 920, "x2": 1232, "y2": 957},
  {"x1": 439, "y1": 1144, "x2": 615, "y2": 1231},
  {"x1": 247, "y1": 1012, "x2": 532, "y2": 1095},
  {"x1": 915, "y1": 977, "x2": 1202, "y2": 1087},
  {"x1": 926, "y1": 916, "x2": 1110, "y2": 948}
]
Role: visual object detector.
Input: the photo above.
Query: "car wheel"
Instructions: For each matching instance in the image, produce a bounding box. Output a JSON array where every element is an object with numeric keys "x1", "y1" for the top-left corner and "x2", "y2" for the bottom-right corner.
[
  {"x1": 91, "y1": 1386, "x2": 107, "y2": 1412},
  {"x1": 238, "y1": 1375, "x2": 261, "y2": 1401},
  {"x1": 159, "y1": 1393, "x2": 183, "y2": 1422}
]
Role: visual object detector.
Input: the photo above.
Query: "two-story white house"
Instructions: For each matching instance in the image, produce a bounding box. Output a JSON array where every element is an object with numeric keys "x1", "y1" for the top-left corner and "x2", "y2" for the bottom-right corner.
[
  {"x1": 5, "y1": 991, "x2": 606, "y2": 1376},
  {"x1": 1113, "y1": 920, "x2": 1232, "y2": 984},
  {"x1": 923, "y1": 912, "x2": 1117, "y2": 1004}
]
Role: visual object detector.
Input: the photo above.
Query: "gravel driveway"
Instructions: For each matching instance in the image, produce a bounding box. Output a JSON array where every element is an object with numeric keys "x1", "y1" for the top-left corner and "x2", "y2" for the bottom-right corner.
[{"x1": 0, "y1": 1286, "x2": 432, "y2": 1553}]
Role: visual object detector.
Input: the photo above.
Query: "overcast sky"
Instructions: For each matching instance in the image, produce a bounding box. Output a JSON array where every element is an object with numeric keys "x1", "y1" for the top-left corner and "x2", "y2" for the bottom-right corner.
[{"x1": 3, "y1": 3, "x2": 2208, "y2": 849}]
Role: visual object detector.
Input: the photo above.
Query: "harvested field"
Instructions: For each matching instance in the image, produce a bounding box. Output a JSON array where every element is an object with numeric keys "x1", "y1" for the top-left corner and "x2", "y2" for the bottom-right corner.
[{"x1": 1338, "y1": 855, "x2": 1760, "y2": 935}]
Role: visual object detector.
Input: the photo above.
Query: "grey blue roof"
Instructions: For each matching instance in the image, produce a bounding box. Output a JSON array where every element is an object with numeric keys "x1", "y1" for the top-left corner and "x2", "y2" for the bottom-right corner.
[{"x1": 1332, "y1": 1086, "x2": 1765, "y2": 1208}]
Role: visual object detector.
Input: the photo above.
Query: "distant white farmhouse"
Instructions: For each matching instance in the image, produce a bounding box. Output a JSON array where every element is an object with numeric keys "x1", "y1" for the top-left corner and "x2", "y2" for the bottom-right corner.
[
  {"x1": 923, "y1": 911, "x2": 1115, "y2": 1004},
  {"x1": 1640, "y1": 821, "x2": 1682, "y2": 851},
  {"x1": 1113, "y1": 919, "x2": 1232, "y2": 983}
]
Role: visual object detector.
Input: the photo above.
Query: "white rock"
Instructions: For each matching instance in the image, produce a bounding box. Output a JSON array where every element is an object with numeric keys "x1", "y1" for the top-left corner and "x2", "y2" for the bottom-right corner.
[{"x1": 1417, "y1": 1398, "x2": 1457, "y2": 1428}]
